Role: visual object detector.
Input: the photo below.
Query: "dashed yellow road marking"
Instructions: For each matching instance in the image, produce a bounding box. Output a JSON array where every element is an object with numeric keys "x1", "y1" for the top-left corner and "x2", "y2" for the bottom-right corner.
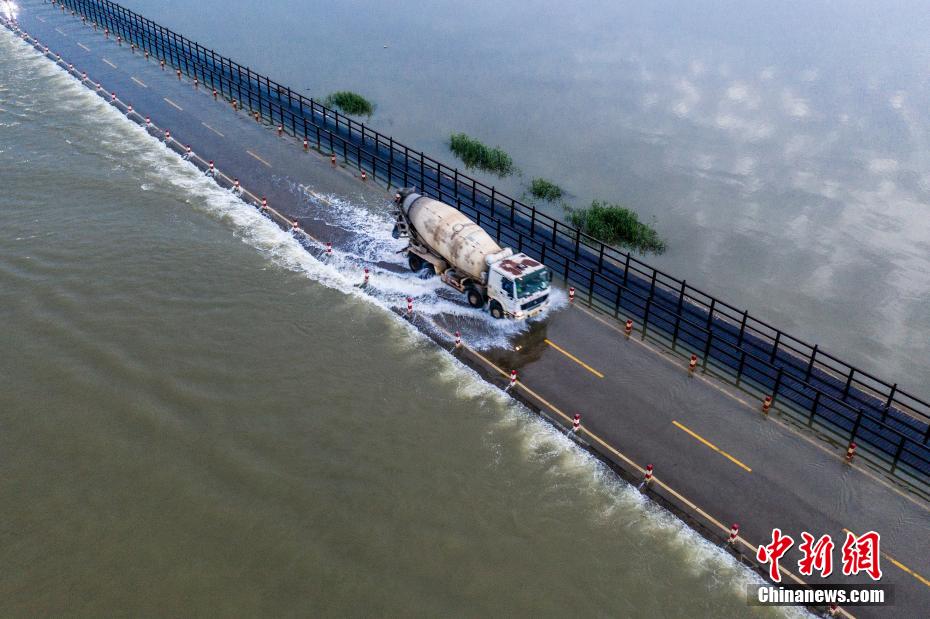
[
  {"x1": 842, "y1": 528, "x2": 930, "y2": 589},
  {"x1": 201, "y1": 122, "x2": 225, "y2": 137},
  {"x1": 453, "y1": 338, "x2": 823, "y2": 601},
  {"x1": 673, "y1": 420, "x2": 752, "y2": 472},
  {"x1": 544, "y1": 338, "x2": 604, "y2": 378},
  {"x1": 246, "y1": 150, "x2": 272, "y2": 168},
  {"x1": 77, "y1": 42, "x2": 90, "y2": 52},
  {"x1": 102, "y1": 57, "x2": 117, "y2": 69},
  {"x1": 131, "y1": 76, "x2": 147, "y2": 88},
  {"x1": 572, "y1": 304, "x2": 930, "y2": 513},
  {"x1": 163, "y1": 97, "x2": 183, "y2": 111}
]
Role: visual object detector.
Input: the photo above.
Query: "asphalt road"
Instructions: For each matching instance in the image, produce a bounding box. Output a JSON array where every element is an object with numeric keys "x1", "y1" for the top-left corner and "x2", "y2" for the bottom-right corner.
[{"x1": 9, "y1": 4, "x2": 930, "y2": 617}]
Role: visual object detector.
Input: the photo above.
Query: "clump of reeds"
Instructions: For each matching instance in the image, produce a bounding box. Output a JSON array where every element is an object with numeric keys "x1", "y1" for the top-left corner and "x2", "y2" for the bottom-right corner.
[
  {"x1": 448, "y1": 133, "x2": 514, "y2": 176},
  {"x1": 324, "y1": 91, "x2": 374, "y2": 116},
  {"x1": 529, "y1": 178, "x2": 563, "y2": 201},
  {"x1": 567, "y1": 200, "x2": 667, "y2": 254}
]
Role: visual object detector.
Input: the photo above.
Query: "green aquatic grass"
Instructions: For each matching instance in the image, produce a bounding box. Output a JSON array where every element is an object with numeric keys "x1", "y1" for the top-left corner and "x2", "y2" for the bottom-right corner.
[
  {"x1": 324, "y1": 91, "x2": 374, "y2": 116},
  {"x1": 448, "y1": 133, "x2": 514, "y2": 176},
  {"x1": 567, "y1": 200, "x2": 667, "y2": 255},
  {"x1": 529, "y1": 178, "x2": 563, "y2": 201}
]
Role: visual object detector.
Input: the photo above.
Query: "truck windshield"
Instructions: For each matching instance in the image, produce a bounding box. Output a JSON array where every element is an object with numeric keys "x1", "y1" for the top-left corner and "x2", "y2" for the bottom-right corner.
[{"x1": 515, "y1": 269, "x2": 550, "y2": 298}]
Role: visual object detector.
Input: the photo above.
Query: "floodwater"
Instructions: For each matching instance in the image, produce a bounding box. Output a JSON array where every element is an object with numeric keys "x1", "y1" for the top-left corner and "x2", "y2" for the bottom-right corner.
[
  {"x1": 0, "y1": 23, "x2": 805, "y2": 617},
  {"x1": 116, "y1": 0, "x2": 930, "y2": 394}
]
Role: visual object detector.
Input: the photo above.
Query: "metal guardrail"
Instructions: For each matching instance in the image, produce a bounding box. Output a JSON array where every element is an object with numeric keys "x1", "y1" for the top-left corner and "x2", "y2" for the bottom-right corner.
[{"x1": 51, "y1": 0, "x2": 930, "y2": 486}]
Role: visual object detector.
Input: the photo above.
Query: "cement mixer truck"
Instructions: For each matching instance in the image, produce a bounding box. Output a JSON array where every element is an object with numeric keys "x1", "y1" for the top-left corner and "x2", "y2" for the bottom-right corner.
[{"x1": 392, "y1": 189, "x2": 551, "y2": 319}]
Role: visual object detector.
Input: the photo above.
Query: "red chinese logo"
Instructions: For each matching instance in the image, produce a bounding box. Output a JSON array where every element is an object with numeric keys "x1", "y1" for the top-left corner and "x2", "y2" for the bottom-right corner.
[
  {"x1": 756, "y1": 529, "x2": 882, "y2": 582},
  {"x1": 756, "y1": 528, "x2": 794, "y2": 582},
  {"x1": 841, "y1": 530, "x2": 883, "y2": 581},
  {"x1": 798, "y1": 532, "x2": 835, "y2": 577}
]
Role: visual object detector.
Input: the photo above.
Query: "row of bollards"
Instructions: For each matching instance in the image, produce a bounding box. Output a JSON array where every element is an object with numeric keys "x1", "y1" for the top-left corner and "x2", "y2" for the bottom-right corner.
[{"x1": 13, "y1": 19, "x2": 852, "y2": 614}]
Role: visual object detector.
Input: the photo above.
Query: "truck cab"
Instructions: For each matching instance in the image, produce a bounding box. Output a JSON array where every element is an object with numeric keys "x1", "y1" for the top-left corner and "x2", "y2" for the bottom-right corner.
[{"x1": 486, "y1": 254, "x2": 551, "y2": 319}]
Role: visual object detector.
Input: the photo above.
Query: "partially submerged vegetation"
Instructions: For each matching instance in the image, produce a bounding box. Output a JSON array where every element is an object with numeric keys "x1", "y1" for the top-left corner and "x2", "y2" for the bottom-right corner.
[
  {"x1": 529, "y1": 178, "x2": 563, "y2": 202},
  {"x1": 324, "y1": 91, "x2": 374, "y2": 116},
  {"x1": 567, "y1": 200, "x2": 667, "y2": 255},
  {"x1": 448, "y1": 133, "x2": 514, "y2": 176}
]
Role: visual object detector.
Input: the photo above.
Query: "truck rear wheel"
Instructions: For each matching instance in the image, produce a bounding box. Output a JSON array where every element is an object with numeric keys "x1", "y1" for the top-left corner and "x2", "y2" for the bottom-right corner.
[
  {"x1": 408, "y1": 253, "x2": 424, "y2": 272},
  {"x1": 489, "y1": 301, "x2": 505, "y2": 320},
  {"x1": 466, "y1": 288, "x2": 484, "y2": 308}
]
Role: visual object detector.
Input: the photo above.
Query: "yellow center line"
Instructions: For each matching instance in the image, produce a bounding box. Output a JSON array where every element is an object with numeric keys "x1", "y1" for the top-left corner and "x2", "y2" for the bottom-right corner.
[
  {"x1": 163, "y1": 97, "x2": 183, "y2": 111},
  {"x1": 842, "y1": 528, "x2": 930, "y2": 589},
  {"x1": 672, "y1": 420, "x2": 752, "y2": 472},
  {"x1": 573, "y1": 303, "x2": 930, "y2": 513},
  {"x1": 201, "y1": 122, "x2": 225, "y2": 137},
  {"x1": 77, "y1": 42, "x2": 90, "y2": 52},
  {"x1": 544, "y1": 338, "x2": 604, "y2": 378},
  {"x1": 131, "y1": 76, "x2": 147, "y2": 88},
  {"x1": 457, "y1": 339, "x2": 820, "y2": 598},
  {"x1": 102, "y1": 57, "x2": 117, "y2": 69},
  {"x1": 246, "y1": 150, "x2": 272, "y2": 168}
]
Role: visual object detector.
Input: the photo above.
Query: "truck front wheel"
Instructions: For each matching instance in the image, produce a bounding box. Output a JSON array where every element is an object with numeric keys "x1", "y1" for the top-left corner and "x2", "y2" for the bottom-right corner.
[
  {"x1": 408, "y1": 253, "x2": 424, "y2": 272},
  {"x1": 489, "y1": 301, "x2": 505, "y2": 319},
  {"x1": 466, "y1": 288, "x2": 484, "y2": 308}
]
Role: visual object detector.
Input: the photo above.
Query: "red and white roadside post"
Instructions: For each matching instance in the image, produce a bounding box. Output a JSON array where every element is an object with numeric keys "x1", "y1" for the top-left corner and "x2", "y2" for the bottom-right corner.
[
  {"x1": 506, "y1": 369, "x2": 517, "y2": 391},
  {"x1": 845, "y1": 441, "x2": 856, "y2": 463},
  {"x1": 624, "y1": 319, "x2": 633, "y2": 338},
  {"x1": 638, "y1": 464, "x2": 654, "y2": 490},
  {"x1": 569, "y1": 413, "x2": 581, "y2": 435},
  {"x1": 569, "y1": 287, "x2": 575, "y2": 303},
  {"x1": 726, "y1": 523, "x2": 739, "y2": 545},
  {"x1": 363, "y1": 268, "x2": 370, "y2": 286},
  {"x1": 303, "y1": 137, "x2": 309, "y2": 151},
  {"x1": 688, "y1": 354, "x2": 698, "y2": 375},
  {"x1": 406, "y1": 296, "x2": 414, "y2": 316},
  {"x1": 326, "y1": 242, "x2": 333, "y2": 257},
  {"x1": 261, "y1": 197, "x2": 268, "y2": 210},
  {"x1": 330, "y1": 153, "x2": 337, "y2": 166},
  {"x1": 762, "y1": 395, "x2": 772, "y2": 414},
  {"x1": 454, "y1": 331, "x2": 462, "y2": 349}
]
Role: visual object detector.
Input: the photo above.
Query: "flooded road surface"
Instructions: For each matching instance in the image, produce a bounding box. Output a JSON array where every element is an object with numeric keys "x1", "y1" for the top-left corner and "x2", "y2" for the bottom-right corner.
[
  {"x1": 0, "y1": 27, "x2": 808, "y2": 617},
  {"x1": 117, "y1": 0, "x2": 930, "y2": 394}
]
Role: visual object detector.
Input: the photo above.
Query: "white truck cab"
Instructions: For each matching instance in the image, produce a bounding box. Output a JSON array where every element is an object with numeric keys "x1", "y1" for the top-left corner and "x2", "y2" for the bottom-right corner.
[
  {"x1": 392, "y1": 188, "x2": 551, "y2": 319},
  {"x1": 486, "y1": 253, "x2": 551, "y2": 319}
]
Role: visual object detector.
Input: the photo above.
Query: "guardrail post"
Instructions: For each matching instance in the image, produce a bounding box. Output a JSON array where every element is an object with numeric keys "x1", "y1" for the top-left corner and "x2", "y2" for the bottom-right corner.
[
  {"x1": 842, "y1": 368, "x2": 855, "y2": 399},
  {"x1": 808, "y1": 390, "x2": 821, "y2": 427},
  {"x1": 771, "y1": 367, "x2": 784, "y2": 405},
  {"x1": 623, "y1": 252, "x2": 630, "y2": 286},
  {"x1": 736, "y1": 310, "x2": 748, "y2": 347},
  {"x1": 804, "y1": 344, "x2": 818, "y2": 382},
  {"x1": 769, "y1": 331, "x2": 781, "y2": 363},
  {"x1": 881, "y1": 384, "x2": 897, "y2": 424},
  {"x1": 597, "y1": 244, "x2": 605, "y2": 271},
  {"x1": 891, "y1": 435, "x2": 906, "y2": 473},
  {"x1": 702, "y1": 329, "x2": 713, "y2": 360},
  {"x1": 736, "y1": 349, "x2": 746, "y2": 382},
  {"x1": 849, "y1": 408, "x2": 863, "y2": 444}
]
